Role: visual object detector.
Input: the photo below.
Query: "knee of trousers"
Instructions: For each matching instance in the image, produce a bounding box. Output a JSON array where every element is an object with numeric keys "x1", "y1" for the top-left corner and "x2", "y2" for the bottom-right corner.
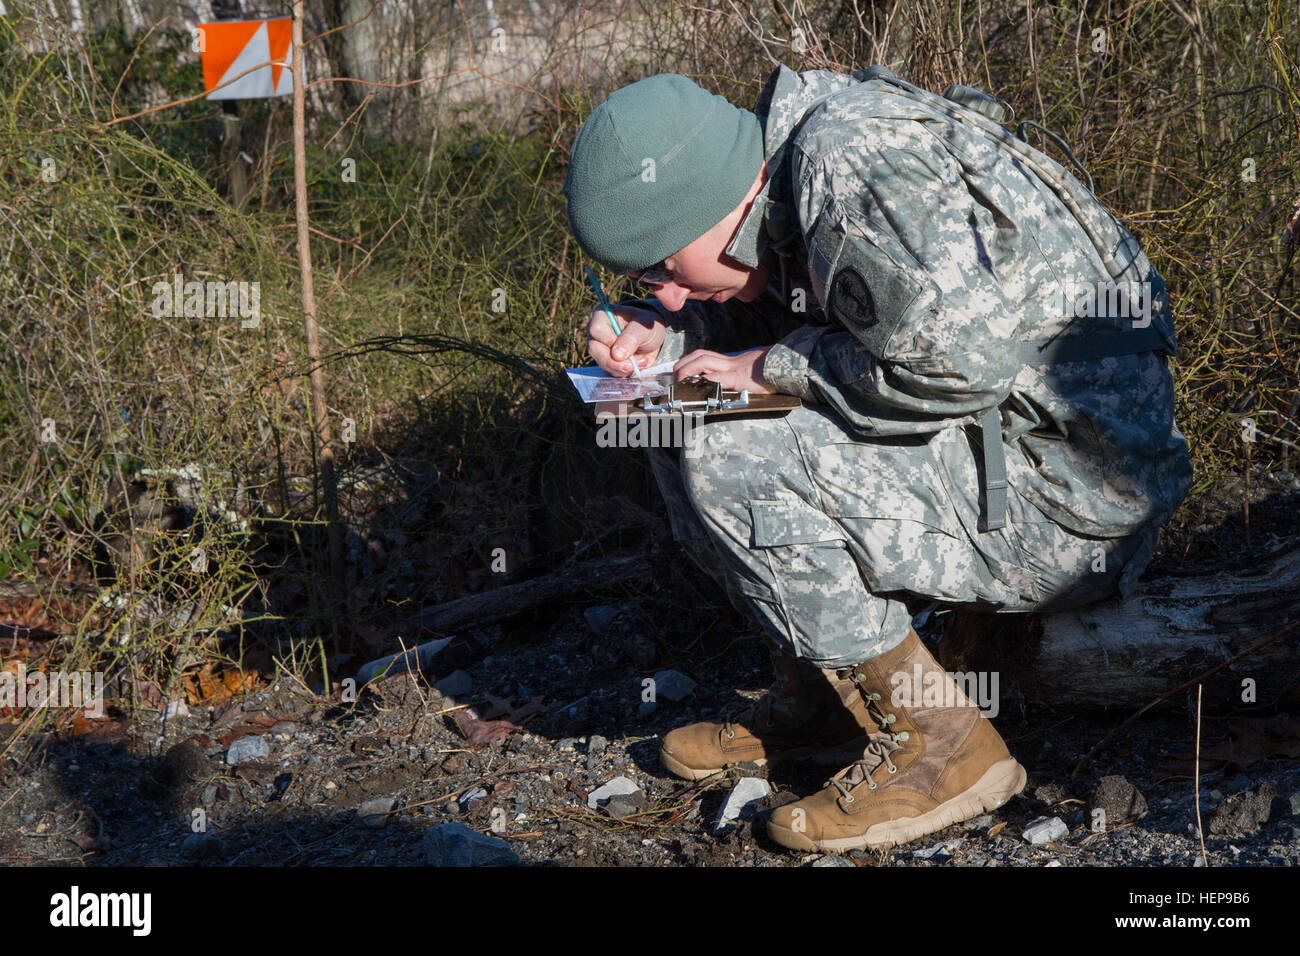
[
  {"x1": 676, "y1": 422, "x2": 911, "y2": 665},
  {"x1": 676, "y1": 420, "x2": 798, "y2": 598},
  {"x1": 680, "y1": 459, "x2": 750, "y2": 531}
]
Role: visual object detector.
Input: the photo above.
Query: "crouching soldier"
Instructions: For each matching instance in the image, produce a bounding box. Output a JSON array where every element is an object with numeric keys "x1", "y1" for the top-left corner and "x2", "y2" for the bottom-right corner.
[{"x1": 561, "y1": 66, "x2": 1192, "y2": 851}]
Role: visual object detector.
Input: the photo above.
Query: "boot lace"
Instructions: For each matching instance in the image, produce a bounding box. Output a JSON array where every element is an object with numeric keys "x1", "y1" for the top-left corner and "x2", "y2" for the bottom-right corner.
[
  {"x1": 827, "y1": 689, "x2": 910, "y2": 803},
  {"x1": 722, "y1": 691, "x2": 776, "y2": 740},
  {"x1": 722, "y1": 660, "x2": 812, "y2": 740}
]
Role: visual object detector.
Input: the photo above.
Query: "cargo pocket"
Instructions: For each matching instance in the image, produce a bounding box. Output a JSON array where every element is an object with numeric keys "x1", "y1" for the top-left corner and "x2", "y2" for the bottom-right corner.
[
  {"x1": 808, "y1": 437, "x2": 1026, "y2": 606},
  {"x1": 742, "y1": 496, "x2": 873, "y2": 662},
  {"x1": 1019, "y1": 520, "x2": 1159, "y2": 612}
]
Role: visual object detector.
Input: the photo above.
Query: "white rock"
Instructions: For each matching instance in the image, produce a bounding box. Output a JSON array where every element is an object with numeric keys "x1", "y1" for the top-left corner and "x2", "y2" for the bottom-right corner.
[
  {"x1": 164, "y1": 699, "x2": 190, "y2": 719},
  {"x1": 913, "y1": 840, "x2": 956, "y2": 859},
  {"x1": 355, "y1": 637, "x2": 453, "y2": 687},
  {"x1": 225, "y1": 735, "x2": 269, "y2": 765},
  {"x1": 586, "y1": 775, "x2": 641, "y2": 810},
  {"x1": 1022, "y1": 816, "x2": 1069, "y2": 845},
  {"x1": 713, "y1": 778, "x2": 771, "y2": 833}
]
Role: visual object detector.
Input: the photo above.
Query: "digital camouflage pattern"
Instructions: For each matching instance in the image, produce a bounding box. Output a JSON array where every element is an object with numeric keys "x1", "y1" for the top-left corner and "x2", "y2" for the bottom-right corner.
[{"x1": 629, "y1": 66, "x2": 1192, "y2": 667}]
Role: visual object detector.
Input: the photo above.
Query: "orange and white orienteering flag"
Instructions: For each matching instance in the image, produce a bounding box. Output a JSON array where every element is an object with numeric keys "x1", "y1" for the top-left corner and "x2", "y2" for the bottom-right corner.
[{"x1": 198, "y1": 17, "x2": 295, "y2": 100}]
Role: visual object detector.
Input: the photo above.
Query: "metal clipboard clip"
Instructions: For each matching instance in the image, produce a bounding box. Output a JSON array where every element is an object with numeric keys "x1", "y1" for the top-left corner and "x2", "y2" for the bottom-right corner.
[{"x1": 640, "y1": 374, "x2": 750, "y2": 415}]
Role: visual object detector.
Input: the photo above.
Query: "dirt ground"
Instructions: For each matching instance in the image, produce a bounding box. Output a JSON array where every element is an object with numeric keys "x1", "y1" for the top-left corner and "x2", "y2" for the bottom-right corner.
[{"x1": 1, "y1": 470, "x2": 1297, "y2": 867}]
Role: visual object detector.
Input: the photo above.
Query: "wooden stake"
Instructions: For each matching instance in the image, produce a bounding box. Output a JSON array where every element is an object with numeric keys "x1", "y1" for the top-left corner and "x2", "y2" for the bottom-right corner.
[
  {"x1": 220, "y1": 106, "x2": 249, "y2": 210},
  {"x1": 292, "y1": 2, "x2": 348, "y2": 659}
]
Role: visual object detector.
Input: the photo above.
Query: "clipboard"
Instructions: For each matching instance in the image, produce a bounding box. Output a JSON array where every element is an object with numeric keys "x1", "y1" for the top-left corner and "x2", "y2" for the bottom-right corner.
[{"x1": 594, "y1": 374, "x2": 801, "y2": 420}]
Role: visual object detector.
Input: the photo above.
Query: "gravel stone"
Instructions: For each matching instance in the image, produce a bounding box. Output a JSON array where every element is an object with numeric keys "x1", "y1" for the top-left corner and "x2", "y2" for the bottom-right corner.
[
  {"x1": 225, "y1": 735, "x2": 269, "y2": 766},
  {"x1": 1209, "y1": 782, "x2": 1277, "y2": 838},
  {"x1": 714, "y1": 778, "x2": 772, "y2": 834},
  {"x1": 913, "y1": 840, "x2": 956, "y2": 860},
  {"x1": 458, "y1": 787, "x2": 489, "y2": 812},
  {"x1": 1023, "y1": 816, "x2": 1069, "y2": 845},
  {"x1": 1090, "y1": 774, "x2": 1148, "y2": 826},
  {"x1": 583, "y1": 605, "x2": 625, "y2": 636},
  {"x1": 180, "y1": 832, "x2": 222, "y2": 860},
  {"x1": 587, "y1": 776, "x2": 641, "y2": 811},
  {"x1": 651, "y1": 669, "x2": 696, "y2": 702},
  {"x1": 604, "y1": 793, "x2": 647, "y2": 819},
  {"x1": 423, "y1": 822, "x2": 519, "y2": 866},
  {"x1": 358, "y1": 796, "x2": 396, "y2": 827}
]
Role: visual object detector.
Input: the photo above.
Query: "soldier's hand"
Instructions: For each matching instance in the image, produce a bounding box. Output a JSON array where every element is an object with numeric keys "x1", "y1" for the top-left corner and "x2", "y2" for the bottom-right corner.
[
  {"x1": 586, "y1": 304, "x2": 666, "y2": 377},
  {"x1": 674, "y1": 348, "x2": 773, "y2": 394}
]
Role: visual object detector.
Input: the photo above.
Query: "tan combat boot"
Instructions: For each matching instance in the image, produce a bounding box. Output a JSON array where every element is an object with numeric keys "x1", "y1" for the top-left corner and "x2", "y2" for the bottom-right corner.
[
  {"x1": 659, "y1": 649, "x2": 875, "y2": 781},
  {"x1": 767, "y1": 628, "x2": 1026, "y2": 851}
]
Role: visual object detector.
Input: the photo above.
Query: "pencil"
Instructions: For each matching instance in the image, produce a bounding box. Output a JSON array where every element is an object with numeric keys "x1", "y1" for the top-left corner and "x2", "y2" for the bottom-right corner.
[{"x1": 584, "y1": 266, "x2": 641, "y2": 378}]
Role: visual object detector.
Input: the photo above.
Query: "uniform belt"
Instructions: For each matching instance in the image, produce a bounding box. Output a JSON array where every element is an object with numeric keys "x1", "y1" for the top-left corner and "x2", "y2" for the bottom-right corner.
[{"x1": 975, "y1": 326, "x2": 1173, "y2": 533}]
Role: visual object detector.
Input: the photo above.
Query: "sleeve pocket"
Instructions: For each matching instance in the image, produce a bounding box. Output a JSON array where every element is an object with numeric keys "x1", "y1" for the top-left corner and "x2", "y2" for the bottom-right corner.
[{"x1": 826, "y1": 218, "x2": 927, "y2": 361}]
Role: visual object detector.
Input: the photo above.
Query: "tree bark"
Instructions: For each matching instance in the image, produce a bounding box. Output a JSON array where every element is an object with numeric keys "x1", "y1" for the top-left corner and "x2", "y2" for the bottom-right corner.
[
  {"x1": 326, "y1": 0, "x2": 390, "y2": 139},
  {"x1": 398, "y1": 552, "x2": 643, "y2": 636},
  {"x1": 939, "y1": 545, "x2": 1300, "y2": 713}
]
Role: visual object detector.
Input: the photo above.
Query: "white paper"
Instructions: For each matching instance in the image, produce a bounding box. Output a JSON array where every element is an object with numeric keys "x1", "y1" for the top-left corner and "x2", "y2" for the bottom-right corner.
[
  {"x1": 566, "y1": 352, "x2": 752, "y2": 404},
  {"x1": 566, "y1": 365, "x2": 671, "y2": 403}
]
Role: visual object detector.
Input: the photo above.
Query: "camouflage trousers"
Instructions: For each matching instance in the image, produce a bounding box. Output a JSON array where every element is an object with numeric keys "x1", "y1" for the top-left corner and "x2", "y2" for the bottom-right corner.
[{"x1": 647, "y1": 403, "x2": 1162, "y2": 668}]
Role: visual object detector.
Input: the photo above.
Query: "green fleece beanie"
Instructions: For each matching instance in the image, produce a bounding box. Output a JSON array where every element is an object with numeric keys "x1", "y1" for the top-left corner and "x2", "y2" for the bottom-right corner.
[{"x1": 563, "y1": 74, "x2": 764, "y2": 274}]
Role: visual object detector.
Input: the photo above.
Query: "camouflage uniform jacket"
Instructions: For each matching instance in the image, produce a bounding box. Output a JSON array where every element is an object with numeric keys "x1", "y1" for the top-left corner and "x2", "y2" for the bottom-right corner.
[{"x1": 640, "y1": 64, "x2": 1192, "y2": 547}]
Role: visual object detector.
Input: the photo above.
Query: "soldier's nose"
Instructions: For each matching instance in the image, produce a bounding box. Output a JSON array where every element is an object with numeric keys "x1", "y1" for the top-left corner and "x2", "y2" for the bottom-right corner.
[{"x1": 652, "y1": 283, "x2": 689, "y2": 312}]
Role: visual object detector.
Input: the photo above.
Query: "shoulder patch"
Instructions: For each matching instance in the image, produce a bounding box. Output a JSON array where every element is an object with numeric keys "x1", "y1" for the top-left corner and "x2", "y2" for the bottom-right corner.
[
  {"x1": 831, "y1": 267, "x2": 877, "y2": 328},
  {"x1": 824, "y1": 225, "x2": 919, "y2": 359},
  {"x1": 804, "y1": 206, "x2": 923, "y2": 360}
]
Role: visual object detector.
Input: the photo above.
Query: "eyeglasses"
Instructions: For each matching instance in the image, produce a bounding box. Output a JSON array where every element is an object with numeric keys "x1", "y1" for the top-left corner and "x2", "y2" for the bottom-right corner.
[{"x1": 626, "y1": 262, "x2": 675, "y2": 286}]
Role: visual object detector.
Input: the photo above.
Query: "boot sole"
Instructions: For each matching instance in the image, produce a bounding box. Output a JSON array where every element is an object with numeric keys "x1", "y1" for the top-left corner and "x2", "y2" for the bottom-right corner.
[
  {"x1": 768, "y1": 758, "x2": 1028, "y2": 852},
  {"x1": 659, "y1": 737, "x2": 874, "y2": 782}
]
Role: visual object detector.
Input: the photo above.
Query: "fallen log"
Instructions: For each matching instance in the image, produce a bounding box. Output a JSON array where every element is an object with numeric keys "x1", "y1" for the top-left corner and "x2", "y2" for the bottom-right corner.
[
  {"x1": 939, "y1": 545, "x2": 1300, "y2": 712},
  {"x1": 0, "y1": 577, "x2": 227, "y2": 632},
  {"x1": 398, "y1": 542, "x2": 1300, "y2": 712},
  {"x1": 397, "y1": 551, "x2": 644, "y2": 637},
  {"x1": 0, "y1": 579, "x2": 99, "y2": 601}
]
